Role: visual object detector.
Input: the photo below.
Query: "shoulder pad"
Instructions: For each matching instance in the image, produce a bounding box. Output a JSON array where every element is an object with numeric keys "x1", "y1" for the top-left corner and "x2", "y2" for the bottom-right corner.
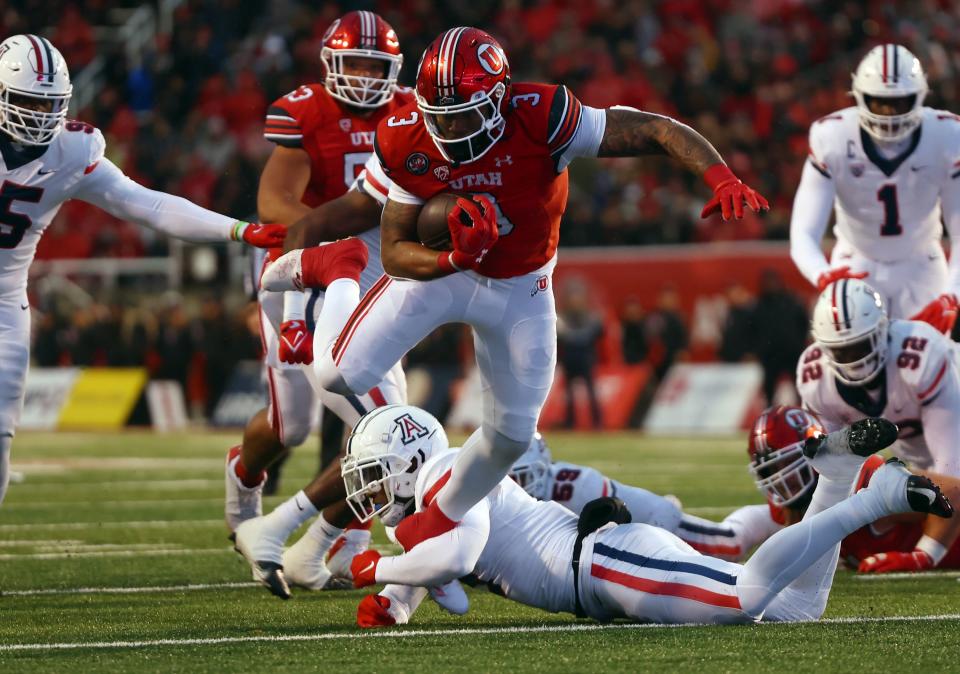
[
  {"x1": 890, "y1": 320, "x2": 956, "y2": 403},
  {"x1": 414, "y1": 450, "x2": 458, "y2": 510},
  {"x1": 59, "y1": 120, "x2": 104, "y2": 174},
  {"x1": 264, "y1": 84, "x2": 326, "y2": 147}
]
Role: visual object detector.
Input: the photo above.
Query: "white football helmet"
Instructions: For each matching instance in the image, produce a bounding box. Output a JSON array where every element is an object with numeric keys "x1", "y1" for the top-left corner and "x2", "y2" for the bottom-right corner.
[
  {"x1": 851, "y1": 44, "x2": 927, "y2": 142},
  {"x1": 508, "y1": 433, "x2": 553, "y2": 501},
  {"x1": 341, "y1": 405, "x2": 448, "y2": 527},
  {"x1": 811, "y1": 279, "x2": 889, "y2": 386},
  {"x1": 0, "y1": 35, "x2": 72, "y2": 146}
]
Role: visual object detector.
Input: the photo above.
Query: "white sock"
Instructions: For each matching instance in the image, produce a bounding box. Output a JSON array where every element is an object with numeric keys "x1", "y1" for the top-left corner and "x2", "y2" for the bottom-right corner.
[
  {"x1": 0, "y1": 436, "x2": 10, "y2": 506},
  {"x1": 303, "y1": 513, "x2": 344, "y2": 550},
  {"x1": 436, "y1": 427, "x2": 528, "y2": 520},
  {"x1": 266, "y1": 490, "x2": 319, "y2": 539}
]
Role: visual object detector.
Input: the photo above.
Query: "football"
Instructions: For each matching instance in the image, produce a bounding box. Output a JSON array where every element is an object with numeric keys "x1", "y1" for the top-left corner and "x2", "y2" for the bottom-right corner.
[{"x1": 416, "y1": 192, "x2": 463, "y2": 251}]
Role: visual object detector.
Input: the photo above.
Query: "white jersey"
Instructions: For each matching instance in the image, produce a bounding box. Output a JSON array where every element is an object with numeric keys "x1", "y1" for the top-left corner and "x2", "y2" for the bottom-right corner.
[
  {"x1": 0, "y1": 124, "x2": 240, "y2": 298},
  {"x1": 797, "y1": 319, "x2": 960, "y2": 476},
  {"x1": 791, "y1": 107, "x2": 960, "y2": 294},
  {"x1": 376, "y1": 449, "x2": 579, "y2": 615}
]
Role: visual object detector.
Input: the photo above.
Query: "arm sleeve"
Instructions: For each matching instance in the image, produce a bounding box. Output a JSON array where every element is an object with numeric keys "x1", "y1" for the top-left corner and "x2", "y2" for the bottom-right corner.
[
  {"x1": 789, "y1": 159, "x2": 836, "y2": 287},
  {"x1": 354, "y1": 152, "x2": 392, "y2": 206},
  {"x1": 920, "y1": 361, "x2": 960, "y2": 477},
  {"x1": 940, "y1": 168, "x2": 960, "y2": 295},
  {"x1": 375, "y1": 498, "x2": 490, "y2": 586},
  {"x1": 264, "y1": 102, "x2": 304, "y2": 149},
  {"x1": 546, "y1": 85, "x2": 605, "y2": 172},
  {"x1": 73, "y1": 158, "x2": 239, "y2": 242},
  {"x1": 378, "y1": 584, "x2": 430, "y2": 624}
]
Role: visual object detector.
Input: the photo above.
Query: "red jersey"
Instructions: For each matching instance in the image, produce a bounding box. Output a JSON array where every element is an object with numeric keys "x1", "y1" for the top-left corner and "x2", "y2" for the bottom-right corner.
[
  {"x1": 264, "y1": 84, "x2": 415, "y2": 207},
  {"x1": 374, "y1": 82, "x2": 583, "y2": 278},
  {"x1": 839, "y1": 455, "x2": 960, "y2": 568}
]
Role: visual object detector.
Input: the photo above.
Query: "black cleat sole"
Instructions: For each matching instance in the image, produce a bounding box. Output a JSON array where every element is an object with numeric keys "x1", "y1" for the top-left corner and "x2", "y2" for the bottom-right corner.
[
  {"x1": 847, "y1": 418, "x2": 899, "y2": 456},
  {"x1": 254, "y1": 561, "x2": 291, "y2": 600}
]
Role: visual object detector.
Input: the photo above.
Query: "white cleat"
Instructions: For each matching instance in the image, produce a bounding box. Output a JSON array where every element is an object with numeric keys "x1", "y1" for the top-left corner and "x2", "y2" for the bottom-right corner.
[
  {"x1": 869, "y1": 458, "x2": 954, "y2": 518},
  {"x1": 233, "y1": 516, "x2": 290, "y2": 600},
  {"x1": 429, "y1": 579, "x2": 469, "y2": 615},
  {"x1": 260, "y1": 249, "x2": 303, "y2": 292},
  {"x1": 327, "y1": 529, "x2": 372, "y2": 582},
  {"x1": 225, "y1": 446, "x2": 264, "y2": 535},
  {"x1": 282, "y1": 534, "x2": 337, "y2": 591}
]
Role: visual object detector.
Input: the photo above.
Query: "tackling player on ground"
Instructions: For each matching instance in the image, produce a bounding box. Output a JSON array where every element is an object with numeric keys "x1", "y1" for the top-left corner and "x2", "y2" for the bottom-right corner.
[
  {"x1": 0, "y1": 34, "x2": 286, "y2": 505},
  {"x1": 790, "y1": 44, "x2": 960, "y2": 333},
  {"x1": 262, "y1": 26, "x2": 768, "y2": 565},
  {"x1": 340, "y1": 405, "x2": 951, "y2": 627}
]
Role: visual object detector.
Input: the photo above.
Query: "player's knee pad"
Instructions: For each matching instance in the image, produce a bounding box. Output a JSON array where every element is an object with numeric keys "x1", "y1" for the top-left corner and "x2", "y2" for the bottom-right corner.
[
  {"x1": 489, "y1": 428, "x2": 530, "y2": 463},
  {"x1": 277, "y1": 414, "x2": 311, "y2": 448},
  {"x1": 314, "y1": 354, "x2": 361, "y2": 397}
]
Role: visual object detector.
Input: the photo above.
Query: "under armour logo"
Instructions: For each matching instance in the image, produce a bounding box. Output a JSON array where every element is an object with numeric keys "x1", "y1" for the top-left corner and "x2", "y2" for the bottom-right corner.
[{"x1": 494, "y1": 155, "x2": 512, "y2": 167}]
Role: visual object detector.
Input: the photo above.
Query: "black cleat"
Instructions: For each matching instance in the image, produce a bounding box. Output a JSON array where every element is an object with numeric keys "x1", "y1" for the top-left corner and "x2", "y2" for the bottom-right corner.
[
  {"x1": 904, "y1": 472, "x2": 954, "y2": 519},
  {"x1": 803, "y1": 417, "x2": 899, "y2": 460},
  {"x1": 249, "y1": 560, "x2": 291, "y2": 600}
]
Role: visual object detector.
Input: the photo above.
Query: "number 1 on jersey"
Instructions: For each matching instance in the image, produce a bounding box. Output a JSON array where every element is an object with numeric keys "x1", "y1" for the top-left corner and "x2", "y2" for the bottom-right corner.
[{"x1": 877, "y1": 184, "x2": 902, "y2": 236}]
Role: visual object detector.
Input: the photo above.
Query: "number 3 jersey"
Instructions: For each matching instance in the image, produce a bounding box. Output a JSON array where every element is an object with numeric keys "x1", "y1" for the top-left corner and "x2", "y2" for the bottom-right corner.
[
  {"x1": 263, "y1": 83, "x2": 415, "y2": 209},
  {"x1": 797, "y1": 318, "x2": 960, "y2": 476},
  {"x1": 799, "y1": 107, "x2": 960, "y2": 269}
]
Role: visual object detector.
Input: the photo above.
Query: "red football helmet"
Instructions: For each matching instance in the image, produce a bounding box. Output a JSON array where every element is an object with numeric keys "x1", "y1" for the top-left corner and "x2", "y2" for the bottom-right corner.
[
  {"x1": 747, "y1": 406, "x2": 824, "y2": 508},
  {"x1": 320, "y1": 11, "x2": 403, "y2": 109},
  {"x1": 415, "y1": 27, "x2": 511, "y2": 164}
]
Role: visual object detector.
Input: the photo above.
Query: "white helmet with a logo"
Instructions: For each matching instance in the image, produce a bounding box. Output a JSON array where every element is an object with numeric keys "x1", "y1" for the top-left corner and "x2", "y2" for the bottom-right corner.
[
  {"x1": 508, "y1": 433, "x2": 553, "y2": 500},
  {"x1": 341, "y1": 404, "x2": 448, "y2": 526},
  {"x1": 0, "y1": 34, "x2": 72, "y2": 146},
  {"x1": 851, "y1": 44, "x2": 927, "y2": 142}
]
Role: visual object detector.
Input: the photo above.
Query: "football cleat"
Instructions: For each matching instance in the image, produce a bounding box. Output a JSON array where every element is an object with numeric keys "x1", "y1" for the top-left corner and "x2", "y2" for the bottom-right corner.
[
  {"x1": 868, "y1": 458, "x2": 954, "y2": 519},
  {"x1": 224, "y1": 446, "x2": 264, "y2": 535},
  {"x1": 233, "y1": 516, "x2": 291, "y2": 600},
  {"x1": 281, "y1": 534, "x2": 337, "y2": 591},
  {"x1": 802, "y1": 417, "x2": 898, "y2": 460},
  {"x1": 326, "y1": 529, "x2": 372, "y2": 582}
]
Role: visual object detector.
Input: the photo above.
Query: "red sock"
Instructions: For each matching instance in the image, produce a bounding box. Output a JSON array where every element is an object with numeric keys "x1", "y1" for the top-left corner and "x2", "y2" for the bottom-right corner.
[
  {"x1": 302, "y1": 239, "x2": 368, "y2": 288},
  {"x1": 395, "y1": 500, "x2": 457, "y2": 551},
  {"x1": 233, "y1": 454, "x2": 266, "y2": 489}
]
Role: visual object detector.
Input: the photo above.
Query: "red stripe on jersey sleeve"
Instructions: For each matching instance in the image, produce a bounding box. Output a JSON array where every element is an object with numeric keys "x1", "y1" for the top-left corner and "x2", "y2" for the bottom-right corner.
[{"x1": 919, "y1": 360, "x2": 948, "y2": 400}]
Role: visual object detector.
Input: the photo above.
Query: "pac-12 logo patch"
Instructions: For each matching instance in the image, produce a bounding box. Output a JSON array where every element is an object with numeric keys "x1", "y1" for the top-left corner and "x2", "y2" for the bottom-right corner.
[
  {"x1": 477, "y1": 43, "x2": 505, "y2": 75},
  {"x1": 406, "y1": 152, "x2": 430, "y2": 175},
  {"x1": 530, "y1": 275, "x2": 549, "y2": 297},
  {"x1": 850, "y1": 163, "x2": 864, "y2": 177},
  {"x1": 395, "y1": 413, "x2": 429, "y2": 445}
]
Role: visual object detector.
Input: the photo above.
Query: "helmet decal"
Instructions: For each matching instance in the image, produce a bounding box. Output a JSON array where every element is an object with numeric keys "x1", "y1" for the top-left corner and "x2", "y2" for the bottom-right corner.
[{"x1": 477, "y1": 44, "x2": 504, "y2": 75}]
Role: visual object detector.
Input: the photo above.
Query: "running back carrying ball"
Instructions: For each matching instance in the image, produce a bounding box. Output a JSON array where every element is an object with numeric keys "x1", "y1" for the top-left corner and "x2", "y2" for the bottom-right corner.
[{"x1": 416, "y1": 192, "x2": 468, "y2": 251}]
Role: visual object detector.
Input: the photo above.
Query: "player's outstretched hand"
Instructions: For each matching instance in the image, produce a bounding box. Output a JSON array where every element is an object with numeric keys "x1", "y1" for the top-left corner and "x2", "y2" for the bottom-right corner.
[
  {"x1": 700, "y1": 164, "x2": 769, "y2": 221},
  {"x1": 910, "y1": 293, "x2": 959, "y2": 335},
  {"x1": 816, "y1": 266, "x2": 869, "y2": 292},
  {"x1": 350, "y1": 549, "x2": 382, "y2": 588},
  {"x1": 357, "y1": 594, "x2": 396, "y2": 628},
  {"x1": 858, "y1": 549, "x2": 934, "y2": 574},
  {"x1": 446, "y1": 195, "x2": 499, "y2": 270},
  {"x1": 237, "y1": 222, "x2": 287, "y2": 248},
  {"x1": 278, "y1": 320, "x2": 313, "y2": 364}
]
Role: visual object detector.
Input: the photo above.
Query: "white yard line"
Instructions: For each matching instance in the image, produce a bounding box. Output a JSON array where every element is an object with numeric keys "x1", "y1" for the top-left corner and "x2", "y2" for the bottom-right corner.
[
  {"x1": 853, "y1": 570, "x2": 960, "y2": 581},
  {"x1": 0, "y1": 547, "x2": 231, "y2": 561},
  {"x1": 0, "y1": 518, "x2": 223, "y2": 531},
  {"x1": 1, "y1": 614, "x2": 959, "y2": 652},
  {"x1": 4, "y1": 497, "x2": 222, "y2": 509},
  {"x1": 2, "y1": 582, "x2": 258, "y2": 597},
  {"x1": 17, "y1": 479, "x2": 223, "y2": 490}
]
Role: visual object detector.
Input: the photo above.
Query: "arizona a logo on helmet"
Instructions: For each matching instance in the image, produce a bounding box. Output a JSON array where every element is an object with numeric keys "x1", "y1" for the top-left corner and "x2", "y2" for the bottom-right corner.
[
  {"x1": 477, "y1": 43, "x2": 505, "y2": 75},
  {"x1": 395, "y1": 412, "x2": 429, "y2": 445}
]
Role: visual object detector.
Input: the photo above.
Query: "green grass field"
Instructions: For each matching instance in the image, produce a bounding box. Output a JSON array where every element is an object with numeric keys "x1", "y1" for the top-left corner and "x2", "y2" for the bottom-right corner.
[{"x1": 1, "y1": 430, "x2": 958, "y2": 673}]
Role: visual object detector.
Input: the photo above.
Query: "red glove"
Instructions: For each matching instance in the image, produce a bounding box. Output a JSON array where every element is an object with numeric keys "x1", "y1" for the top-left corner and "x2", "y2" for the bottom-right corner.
[
  {"x1": 816, "y1": 266, "x2": 869, "y2": 292},
  {"x1": 278, "y1": 320, "x2": 313, "y2": 364},
  {"x1": 911, "y1": 293, "x2": 959, "y2": 335},
  {"x1": 700, "y1": 164, "x2": 770, "y2": 221},
  {"x1": 236, "y1": 222, "x2": 286, "y2": 248},
  {"x1": 858, "y1": 550, "x2": 934, "y2": 574},
  {"x1": 350, "y1": 549, "x2": 382, "y2": 588},
  {"x1": 438, "y1": 195, "x2": 499, "y2": 273},
  {"x1": 357, "y1": 594, "x2": 396, "y2": 628}
]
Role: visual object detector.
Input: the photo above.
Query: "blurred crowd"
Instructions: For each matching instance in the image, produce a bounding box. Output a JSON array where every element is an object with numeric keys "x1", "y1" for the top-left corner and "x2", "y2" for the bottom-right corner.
[{"x1": 5, "y1": 0, "x2": 960, "y2": 255}]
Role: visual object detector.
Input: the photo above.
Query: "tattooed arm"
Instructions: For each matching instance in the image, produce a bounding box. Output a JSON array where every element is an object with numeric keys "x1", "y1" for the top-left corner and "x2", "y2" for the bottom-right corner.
[{"x1": 598, "y1": 108, "x2": 723, "y2": 176}]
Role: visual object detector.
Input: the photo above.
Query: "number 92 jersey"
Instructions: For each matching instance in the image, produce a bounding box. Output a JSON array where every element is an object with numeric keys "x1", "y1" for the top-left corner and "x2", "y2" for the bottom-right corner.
[
  {"x1": 263, "y1": 83, "x2": 414, "y2": 206},
  {"x1": 807, "y1": 106, "x2": 960, "y2": 261},
  {"x1": 796, "y1": 318, "x2": 960, "y2": 475},
  {"x1": 0, "y1": 121, "x2": 103, "y2": 296}
]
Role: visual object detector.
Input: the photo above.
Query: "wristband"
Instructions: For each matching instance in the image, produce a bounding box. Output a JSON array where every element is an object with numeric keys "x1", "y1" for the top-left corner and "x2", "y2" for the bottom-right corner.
[
  {"x1": 231, "y1": 220, "x2": 249, "y2": 241},
  {"x1": 702, "y1": 163, "x2": 737, "y2": 190},
  {"x1": 283, "y1": 291, "x2": 307, "y2": 322},
  {"x1": 915, "y1": 535, "x2": 948, "y2": 565},
  {"x1": 437, "y1": 252, "x2": 462, "y2": 275}
]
